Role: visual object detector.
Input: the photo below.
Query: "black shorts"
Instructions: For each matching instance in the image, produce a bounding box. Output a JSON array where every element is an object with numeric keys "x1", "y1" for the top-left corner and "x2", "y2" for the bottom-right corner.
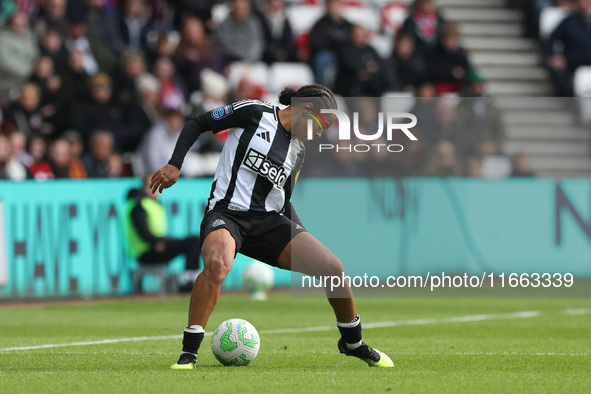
[{"x1": 200, "y1": 208, "x2": 307, "y2": 267}]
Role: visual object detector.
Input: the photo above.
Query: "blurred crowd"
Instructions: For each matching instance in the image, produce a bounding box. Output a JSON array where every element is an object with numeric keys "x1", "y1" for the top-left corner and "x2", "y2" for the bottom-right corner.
[
  {"x1": 523, "y1": 0, "x2": 591, "y2": 96},
  {"x1": 0, "y1": 0, "x2": 534, "y2": 181}
]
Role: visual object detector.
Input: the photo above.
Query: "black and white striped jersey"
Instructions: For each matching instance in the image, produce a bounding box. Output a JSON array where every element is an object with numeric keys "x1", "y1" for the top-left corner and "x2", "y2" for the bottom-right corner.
[{"x1": 168, "y1": 100, "x2": 305, "y2": 214}]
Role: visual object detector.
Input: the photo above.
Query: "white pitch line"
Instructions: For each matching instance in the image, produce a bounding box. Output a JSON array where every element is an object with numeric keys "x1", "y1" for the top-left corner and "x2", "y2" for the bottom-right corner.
[
  {"x1": 563, "y1": 308, "x2": 591, "y2": 315},
  {"x1": 0, "y1": 309, "x2": 587, "y2": 353},
  {"x1": 0, "y1": 335, "x2": 181, "y2": 352}
]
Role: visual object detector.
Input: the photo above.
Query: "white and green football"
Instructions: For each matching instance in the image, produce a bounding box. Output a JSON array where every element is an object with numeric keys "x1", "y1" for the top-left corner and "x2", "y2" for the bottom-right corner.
[
  {"x1": 211, "y1": 318, "x2": 260, "y2": 366},
  {"x1": 242, "y1": 261, "x2": 274, "y2": 300}
]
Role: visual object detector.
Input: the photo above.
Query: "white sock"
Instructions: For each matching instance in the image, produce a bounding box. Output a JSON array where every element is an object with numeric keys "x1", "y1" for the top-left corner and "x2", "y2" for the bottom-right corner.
[
  {"x1": 345, "y1": 340, "x2": 363, "y2": 350},
  {"x1": 336, "y1": 314, "x2": 361, "y2": 328},
  {"x1": 181, "y1": 351, "x2": 197, "y2": 357},
  {"x1": 184, "y1": 325, "x2": 205, "y2": 334}
]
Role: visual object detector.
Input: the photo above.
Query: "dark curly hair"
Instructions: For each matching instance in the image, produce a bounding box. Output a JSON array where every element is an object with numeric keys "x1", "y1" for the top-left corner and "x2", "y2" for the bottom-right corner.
[{"x1": 278, "y1": 84, "x2": 338, "y2": 111}]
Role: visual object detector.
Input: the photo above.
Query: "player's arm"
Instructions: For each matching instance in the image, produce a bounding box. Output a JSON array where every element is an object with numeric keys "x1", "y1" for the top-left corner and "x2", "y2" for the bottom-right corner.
[{"x1": 150, "y1": 104, "x2": 249, "y2": 193}]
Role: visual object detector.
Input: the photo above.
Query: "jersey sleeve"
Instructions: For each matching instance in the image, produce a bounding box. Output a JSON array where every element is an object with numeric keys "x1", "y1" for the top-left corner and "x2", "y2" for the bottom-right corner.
[{"x1": 168, "y1": 102, "x2": 263, "y2": 170}]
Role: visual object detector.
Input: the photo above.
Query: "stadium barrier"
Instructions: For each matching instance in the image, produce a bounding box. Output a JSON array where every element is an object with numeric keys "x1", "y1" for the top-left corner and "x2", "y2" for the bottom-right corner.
[{"x1": 0, "y1": 178, "x2": 590, "y2": 300}]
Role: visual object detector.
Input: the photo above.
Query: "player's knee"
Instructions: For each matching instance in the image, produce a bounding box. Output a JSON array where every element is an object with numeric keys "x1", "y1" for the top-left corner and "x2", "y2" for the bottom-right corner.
[
  {"x1": 320, "y1": 256, "x2": 344, "y2": 277},
  {"x1": 204, "y1": 256, "x2": 231, "y2": 283}
]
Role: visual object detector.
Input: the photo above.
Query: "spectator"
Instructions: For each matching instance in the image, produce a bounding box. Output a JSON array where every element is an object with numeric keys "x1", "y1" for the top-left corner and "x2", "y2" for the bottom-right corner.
[
  {"x1": 47, "y1": 138, "x2": 71, "y2": 178},
  {"x1": 3, "y1": 82, "x2": 49, "y2": 138},
  {"x1": 215, "y1": 0, "x2": 265, "y2": 62},
  {"x1": 395, "y1": 127, "x2": 428, "y2": 176},
  {"x1": 112, "y1": 50, "x2": 148, "y2": 111},
  {"x1": 511, "y1": 152, "x2": 536, "y2": 177},
  {"x1": 456, "y1": 70, "x2": 505, "y2": 156},
  {"x1": 169, "y1": 0, "x2": 215, "y2": 31},
  {"x1": 82, "y1": 129, "x2": 114, "y2": 178},
  {"x1": 27, "y1": 136, "x2": 53, "y2": 180},
  {"x1": 83, "y1": 0, "x2": 122, "y2": 57},
  {"x1": 9, "y1": 130, "x2": 33, "y2": 166},
  {"x1": 29, "y1": 56, "x2": 62, "y2": 127},
  {"x1": 119, "y1": 73, "x2": 162, "y2": 154},
  {"x1": 125, "y1": 177, "x2": 202, "y2": 293},
  {"x1": 257, "y1": 0, "x2": 299, "y2": 64},
  {"x1": 231, "y1": 76, "x2": 267, "y2": 102},
  {"x1": 425, "y1": 100, "x2": 474, "y2": 158},
  {"x1": 401, "y1": 0, "x2": 445, "y2": 55},
  {"x1": 0, "y1": 133, "x2": 31, "y2": 180},
  {"x1": 61, "y1": 130, "x2": 87, "y2": 179},
  {"x1": 58, "y1": 49, "x2": 90, "y2": 114},
  {"x1": 107, "y1": 152, "x2": 125, "y2": 177},
  {"x1": 198, "y1": 69, "x2": 230, "y2": 113},
  {"x1": 34, "y1": 0, "x2": 68, "y2": 37},
  {"x1": 192, "y1": 68, "x2": 229, "y2": 153},
  {"x1": 427, "y1": 22, "x2": 471, "y2": 95},
  {"x1": 309, "y1": 0, "x2": 352, "y2": 88},
  {"x1": 118, "y1": 0, "x2": 154, "y2": 54},
  {"x1": 335, "y1": 25, "x2": 385, "y2": 97},
  {"x1": 70, "y1": 73, "x2": 123, "y2": 145},
  {"x1": 174, "y1": 16, "x2": 227, "y2": 92},
  {"x1": 39, "y1": 28, "x2": 68, "y2": 71},
  {"x1": 136, "y1": 73, "x2": 162, "y2": 123},
  {"x1": 0, "y1": 12, "x2": 39, "y2": 102},
  {"x1": 148, "y1": 31, "x2": 176, "y2": 67},
  {"x1": 545, "y1": 0, "x2": 591, "y2": 96},
  {"x1": 137, "y1": 108, "x2": 186, "y2": 175},
  {"x1": 64, "y1": 9, "x2": 115, "y2": 76},
  {"x1": 465, "y1": 155, "x2": 482, "y2": 177},
  {"x1": 153, "y1": 56, "x2": 187, "y2": 112},
  {"x1": 360, "y1": 137, "x2": 406, "y2": 178},
  {"x1": 410, "y1": 83, "x2": 438, "y2": 130},
  {"x1": 423, "y1": 140, "x2": 463, "y2": 177},
  {"x1": 388, "y1": 32, "x2": 428, "y2": 92},
  {"x1": 524, "y1": 0, "x2": 577, "y2": 38}
]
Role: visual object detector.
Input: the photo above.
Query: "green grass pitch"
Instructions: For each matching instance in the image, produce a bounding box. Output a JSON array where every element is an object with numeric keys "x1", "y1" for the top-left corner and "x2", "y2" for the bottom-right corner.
[{"x1": 1, "y1": 294, "x2": 590, "y2": 393}]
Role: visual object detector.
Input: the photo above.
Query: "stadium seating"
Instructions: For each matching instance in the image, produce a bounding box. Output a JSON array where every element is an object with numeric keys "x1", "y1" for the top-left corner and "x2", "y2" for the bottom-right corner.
[
  {"x1": 341, "y1": 5, "x2": 380, "y2": 32},
  {"x1": 286, "y1": 5, "x2": 324, "y2": 37},
  {"x1": 380, "y1": 1, "x2": 409, "y2": 34},
  {"x1": 380, "y1": 91, "x2": 416, "y2": 113},
  {"x1": 268, "y1": 62, "x2": 315, "y2": 93},
  {"x1": 227, "y1": 61, "x2": 270, "y2": 90}
]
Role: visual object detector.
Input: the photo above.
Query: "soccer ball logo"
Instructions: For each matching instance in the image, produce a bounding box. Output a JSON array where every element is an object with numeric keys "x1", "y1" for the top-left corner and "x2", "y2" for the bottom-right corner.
[{"x1": 211, "y1": 318, "x2": 260, "y2": 366}]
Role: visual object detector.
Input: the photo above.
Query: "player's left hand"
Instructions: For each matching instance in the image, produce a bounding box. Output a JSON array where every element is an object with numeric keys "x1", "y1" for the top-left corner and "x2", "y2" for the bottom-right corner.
[{"x1": 150, "y1": 164, "x2": 180, "y2": 194}]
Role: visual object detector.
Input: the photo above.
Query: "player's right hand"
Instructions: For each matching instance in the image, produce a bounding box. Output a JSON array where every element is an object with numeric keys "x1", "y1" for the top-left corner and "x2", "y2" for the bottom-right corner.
[{"x1": 150, "y1": 164, "x2": 180, "y2": 194}]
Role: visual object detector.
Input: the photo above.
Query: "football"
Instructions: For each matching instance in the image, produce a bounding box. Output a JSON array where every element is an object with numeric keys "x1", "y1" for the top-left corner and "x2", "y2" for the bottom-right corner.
[
  {"x1": 211, "y1": 318, "x2": 260, "y2": 366},
  {"x1": 242, "y1": 260, "x2": 274, "y2": 300}
]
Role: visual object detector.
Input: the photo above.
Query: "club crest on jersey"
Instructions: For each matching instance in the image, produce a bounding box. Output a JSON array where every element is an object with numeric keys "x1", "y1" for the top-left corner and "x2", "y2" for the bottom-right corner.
[
  {"x1": 211, "y1": 105, "x2": 233, "y2": 120},
  {"x1": 243, "y1": 148, "x2": 288, "y2": 188}
]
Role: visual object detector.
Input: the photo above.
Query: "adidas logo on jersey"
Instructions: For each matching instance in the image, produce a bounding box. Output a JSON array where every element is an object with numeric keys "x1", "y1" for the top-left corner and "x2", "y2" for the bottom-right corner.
[
  {"x1": 256, "y1": 131, "x2": 271, "y2": 142},
  {"x1": 243, "y1": 148, "x2": 288, "y2": 188},
  {"x1": 212, "y1": 219, "x2": 226, "y2": 227}
]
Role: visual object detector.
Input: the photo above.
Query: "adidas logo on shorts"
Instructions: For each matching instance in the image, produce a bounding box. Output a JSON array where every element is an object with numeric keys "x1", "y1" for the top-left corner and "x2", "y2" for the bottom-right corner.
[{"x1": 212, "y1": 219, "x2": 226, "y2": 227}]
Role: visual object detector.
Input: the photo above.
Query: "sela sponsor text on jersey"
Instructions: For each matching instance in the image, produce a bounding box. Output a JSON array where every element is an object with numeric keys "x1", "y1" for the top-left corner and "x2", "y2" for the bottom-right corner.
[{"x1": 243, "y1": 148, "x2": 289, "y2": 188}]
